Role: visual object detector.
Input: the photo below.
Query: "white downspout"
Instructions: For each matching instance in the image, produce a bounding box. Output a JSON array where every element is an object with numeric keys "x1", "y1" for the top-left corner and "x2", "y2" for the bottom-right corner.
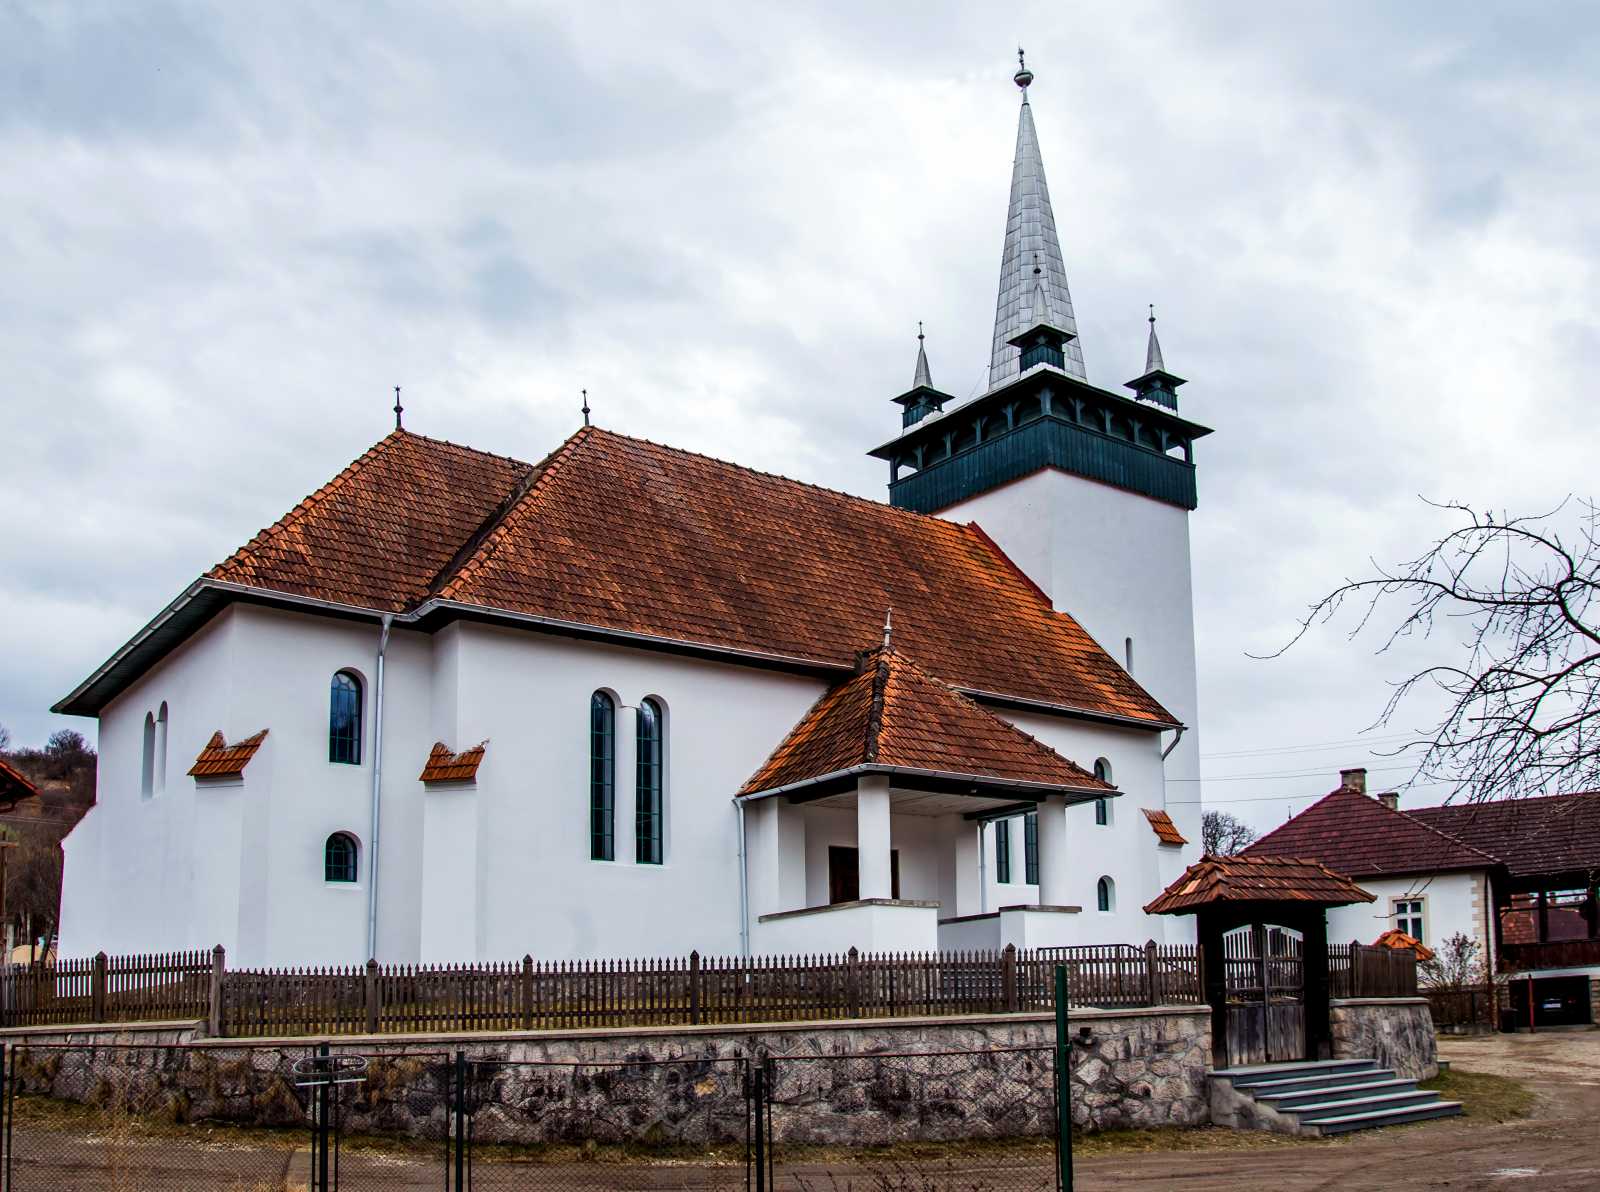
[
  {"x1": 365, "y1": 614, "x2": 393, "y2": 961},
  {"x1": 734, "y1": 798, "x2": 751, "y2": 963}
]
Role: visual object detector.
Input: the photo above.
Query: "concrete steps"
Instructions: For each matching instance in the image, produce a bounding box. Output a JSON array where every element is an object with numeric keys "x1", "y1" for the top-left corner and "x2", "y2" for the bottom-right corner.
[{"x1": 1210, "y1": 1058, "x2": 1461, "y2": 1137}]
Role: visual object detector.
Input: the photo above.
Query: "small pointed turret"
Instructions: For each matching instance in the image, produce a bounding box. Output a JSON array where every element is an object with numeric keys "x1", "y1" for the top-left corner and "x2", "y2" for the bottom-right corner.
[
  {"x1": 892, "y1": 323, "x2": 951, "y2": 428},
  {"x1": 1125, "y1": 306, "x2": 1186, "y2": 411},
  {"x1": 1005, "y1": 255, "x2": 1077, "y2": 374}
]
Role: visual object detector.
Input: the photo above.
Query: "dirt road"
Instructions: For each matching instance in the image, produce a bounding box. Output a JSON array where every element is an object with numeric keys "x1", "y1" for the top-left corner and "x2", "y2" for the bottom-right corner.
[{"x1": 1074, "y1": 1031, "x2": 1600, "y2": 1191}]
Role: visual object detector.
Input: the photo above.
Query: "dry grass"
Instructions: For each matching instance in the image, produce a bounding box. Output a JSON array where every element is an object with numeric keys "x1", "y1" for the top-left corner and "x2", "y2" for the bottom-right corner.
[{"x1": 1420, "y1": 1068, "x2": 1536, "y2": 1122}]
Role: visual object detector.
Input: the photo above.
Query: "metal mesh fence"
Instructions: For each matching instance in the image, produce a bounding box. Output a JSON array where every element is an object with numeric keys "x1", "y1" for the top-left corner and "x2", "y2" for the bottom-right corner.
[
  {"x1": 766, "y1": 1049, "x2": 1059, "y2": 1192},
  {"x1": 462, "y1": 1056, "x2": 752, "y2": 1189}
]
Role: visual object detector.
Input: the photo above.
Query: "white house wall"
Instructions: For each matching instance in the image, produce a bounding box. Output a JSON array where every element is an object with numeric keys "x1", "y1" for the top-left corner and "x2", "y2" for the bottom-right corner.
[{"x1": 1324, "y1": 871, "x2": 1494, "y2": 964}]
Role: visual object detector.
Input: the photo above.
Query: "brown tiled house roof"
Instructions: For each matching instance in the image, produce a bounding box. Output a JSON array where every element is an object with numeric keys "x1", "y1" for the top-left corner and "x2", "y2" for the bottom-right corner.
[
  {"x1": 741, "y1": 647, "x2": 1115, "y2": 798},
  {"x1": 188, "y1": 730, "x2": 268, "y2": 779},
  {"x1": 1243, "y1": 787, "x2": 1496, "y2": 879},
  {"x1": 1145, "y1": 854, "x2": 1375, "y2": 914},
  {"x1": 0, "y1": 757, "x2": 39, "y2": 807},
  {"x1": 419, "y1": 742, "x2": 487, "y2": 784},
  {"x1": 1409, "y1": 792, "x2": 1600, "y2": 879},
  {"x1": 151, "y1": 426, "x2": 1170, "y2": 727},
  {"x1": 1141, "y1": 808, "x2": 1187, "y2": 846}
]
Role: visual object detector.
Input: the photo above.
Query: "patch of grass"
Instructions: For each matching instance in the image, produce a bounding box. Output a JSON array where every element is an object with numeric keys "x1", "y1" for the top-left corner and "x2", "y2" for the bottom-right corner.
[{"x1": 1420, "y1": 1067, "x2": 1535, "y2": 1122}]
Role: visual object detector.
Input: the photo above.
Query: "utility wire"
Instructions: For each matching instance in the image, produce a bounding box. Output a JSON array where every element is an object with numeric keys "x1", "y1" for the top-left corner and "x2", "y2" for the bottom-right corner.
[{"x1": 1200, "y1": 732, "x2": 1424, "y2": 761}]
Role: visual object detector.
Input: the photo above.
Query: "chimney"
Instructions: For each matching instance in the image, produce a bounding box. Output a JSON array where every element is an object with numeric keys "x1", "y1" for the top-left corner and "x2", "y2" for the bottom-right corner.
[
  {"x1": 1377, "y1": 791, "x2": 1399, "y2": 812},
  {"x1": 1339, "y1": 767, "x2": 1367, "y2": 794}
]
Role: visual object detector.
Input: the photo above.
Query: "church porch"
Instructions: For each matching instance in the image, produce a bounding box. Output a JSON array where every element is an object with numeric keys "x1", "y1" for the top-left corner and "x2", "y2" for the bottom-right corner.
[{"x1": 743, "y1": 773, "x2": 1097, "y2": 955}]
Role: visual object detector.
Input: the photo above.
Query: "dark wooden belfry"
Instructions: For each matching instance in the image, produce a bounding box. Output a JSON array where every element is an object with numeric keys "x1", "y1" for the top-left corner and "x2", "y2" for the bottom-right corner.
[{"x1": 1146, "y1": 855, "x2": 1376, "y2": 1068}]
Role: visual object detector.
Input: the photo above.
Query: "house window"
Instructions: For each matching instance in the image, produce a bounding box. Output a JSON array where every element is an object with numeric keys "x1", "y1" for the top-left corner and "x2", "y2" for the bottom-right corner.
[
  {"x1": 140, "y1": 711, "x2": 156, "y2": 799},
  {"x1": 635, "y1": 697, "x2": 664, "y2": 865},
  {"x1": 1093, "y1": 758, "x2": 1112, "y2": 826},
  {"x1": 329, "y1": 671, "x2": 363, "y2": 765},
  {"x1": 1024, "y1": 812, "x2": 1039, "y2": 885},
  {"x1": 325, "y1": 832, "x2": 358, "y2": 883},
  {"x1": 995, "y1": 819, "x2": 1012, "y2": 883},
  {"x1": 590, "y1": 691, "x2": 616, "y2": 861},
  {"x1": 1393, "y1": 898, "x2": 1425, "y2": 941},
  {"x1": 1097, "y1": 876, "x2": 1115, "y2": 913}
]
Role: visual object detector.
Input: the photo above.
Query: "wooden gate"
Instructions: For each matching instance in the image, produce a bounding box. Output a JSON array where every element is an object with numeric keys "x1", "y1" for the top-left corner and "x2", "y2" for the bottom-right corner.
[{"x1": 1221, "y1": 925, "x2": 1306, "y2": 1067}]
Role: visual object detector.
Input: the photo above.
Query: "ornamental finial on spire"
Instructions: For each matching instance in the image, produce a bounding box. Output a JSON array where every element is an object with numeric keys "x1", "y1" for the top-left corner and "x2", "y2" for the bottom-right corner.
[
  {"x1": 912, "y1": 322, "x2": 933, "y2": 389},
  {"x1": 1014, "y1": 47, "x2": 1033, "y2": 93},
  {"x1": 1145, "y1": 304, "x2": 1167, "y2": 375}
]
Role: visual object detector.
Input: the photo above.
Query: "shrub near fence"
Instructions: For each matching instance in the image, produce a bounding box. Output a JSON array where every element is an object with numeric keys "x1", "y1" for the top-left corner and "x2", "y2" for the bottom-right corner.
[{"x1": 0, "y1": 940, "x2": 1418, "y2": 1038}]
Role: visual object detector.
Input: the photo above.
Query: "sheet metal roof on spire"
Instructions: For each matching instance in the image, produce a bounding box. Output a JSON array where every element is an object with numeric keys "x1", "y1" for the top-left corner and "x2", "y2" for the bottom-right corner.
[
  {"x1": 989, "y1": 58, "x2": 1086, "y2": 389},
  {"x1": 912, "y1": 323, "x2": 933, "y2": 389},
  {"x1": 1144, "y1": 307, "x2": 1166, "y2": 374}
]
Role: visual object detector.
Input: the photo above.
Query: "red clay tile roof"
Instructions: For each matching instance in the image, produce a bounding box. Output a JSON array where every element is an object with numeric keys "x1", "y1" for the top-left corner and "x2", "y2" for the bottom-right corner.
[
  {"x1": 740, "y1": 647, "x2": 1116, "y2": 797},
  {"x1": 1408, "y1": 792, "x2": 1600, "y2": 879},
  {"x1": 1371, "y1": 928, "x2": 1435, "y2": 962},
  {"x1": 419, "y1": 741, "x2": 486, "y2": 783},
  {"x1": 0, "y1": 758, "x2": 39, "y2": 807},
  {"x1": 1243, "y1": 787, "x2": 1496, "y2": 879},
  {"x1": 434, "y1": 428, "x2": 1173, "y2": 723},
  {"x1": 1142, "y1": 808, "x2": 1187, "y2": 846},
  {"x1": 1145, "y1": 854, "x2": 1376, "y2": 914},
  {"x1": 208, "y1": 430, "x2": 535, "y2": 613},
  {"x1": 183, "y1": 426, "x2": 1175, "y2": 725},
  {"x1": 187, "y1": 730, "x2": 268, "y2": 779}
]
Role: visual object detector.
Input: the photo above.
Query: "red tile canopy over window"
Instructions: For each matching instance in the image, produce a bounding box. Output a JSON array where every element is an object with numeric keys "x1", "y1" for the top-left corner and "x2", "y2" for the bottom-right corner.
[{"x1": 188, "y1": 730, "x2": 268, "y2": 779}]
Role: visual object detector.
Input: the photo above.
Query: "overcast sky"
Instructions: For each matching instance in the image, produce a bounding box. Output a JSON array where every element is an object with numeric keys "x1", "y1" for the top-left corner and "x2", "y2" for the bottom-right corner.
[{"x1": 3, "y1": 2, "x2": 1597, "y2": 832}]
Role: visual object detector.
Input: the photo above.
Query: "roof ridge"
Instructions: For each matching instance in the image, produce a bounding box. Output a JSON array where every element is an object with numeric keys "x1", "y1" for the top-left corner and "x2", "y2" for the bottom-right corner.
[
  {"x1": 863, "y1": 652, "x2": 891, "y2": 764},
  {"x1": 878, "y1": 647, "x2": 1106, "y2": 784},
  {"x1": 435, "y1": 427, "x2": 597, "y2": 600},
  {"x1": 1389, "y1": 803, "x2": 1503, "y2": 865}
]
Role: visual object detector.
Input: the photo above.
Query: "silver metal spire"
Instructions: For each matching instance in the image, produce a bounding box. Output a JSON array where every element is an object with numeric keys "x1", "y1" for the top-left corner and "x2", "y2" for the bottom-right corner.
[
  {"x1": 1145, "y1": 305, "x2": 1166, "y2": 374},
  {"x1": 988, "y1": 56, "x2": 1086, "y2": 388},
  {"x1": 913, "y1": 322, "x2": 933, "y2": 389}
]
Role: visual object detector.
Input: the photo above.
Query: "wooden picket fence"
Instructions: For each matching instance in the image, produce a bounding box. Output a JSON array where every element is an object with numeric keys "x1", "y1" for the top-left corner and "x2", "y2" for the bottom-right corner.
[{"x1": 0, "y1": 939, "x2": 1415, "y2": 1037}]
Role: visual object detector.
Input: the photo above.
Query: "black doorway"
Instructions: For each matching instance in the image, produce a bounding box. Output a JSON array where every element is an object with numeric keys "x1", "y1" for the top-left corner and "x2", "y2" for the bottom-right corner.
[{"x1": 828, "y1": 846, "x2": 900, "y2": 903}]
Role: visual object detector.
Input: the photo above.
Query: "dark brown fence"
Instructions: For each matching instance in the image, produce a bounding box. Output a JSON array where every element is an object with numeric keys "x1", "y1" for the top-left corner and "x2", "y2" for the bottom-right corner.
[
  {"x1": 0, "y1": 950, "x2": 214, "y2": 1027},
  {"x1": 1328, "y1": 941, "x2": 1420, "y2": 998},
  {"x1": 2, "y1": 938, "x2": 1417, "y2": 1038}
]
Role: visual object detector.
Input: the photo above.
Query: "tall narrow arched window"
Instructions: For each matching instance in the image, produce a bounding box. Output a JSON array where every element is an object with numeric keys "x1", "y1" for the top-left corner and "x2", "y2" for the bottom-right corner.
[
  {"x1": 325, "y1": 832, "x2": 358, "y2": 883},
  {"x1": 1093, "y1": 758, "x2": 1112, "y2": 826},
  {"x1": 140, "y1": 712, "x2": 156, "y2": 799},
  {"x1": 154, "y1": 702, "x2": 169, "y2": 795},
  {"x1": 635, "y1": 697, "x2": 664, "y2": 865},
  {"x1": 1097, "y1": 876, "x2": 1115, "y2": 913},
  {"x1": 589, "y1": 692, "x2": 615, "y2": 861},
  {"x1": 1024, "y1": 811, "x2": 1039, "y2": 885},
  {"x1": 329, "y1": 671, "x2": 363, "y2": 765}
]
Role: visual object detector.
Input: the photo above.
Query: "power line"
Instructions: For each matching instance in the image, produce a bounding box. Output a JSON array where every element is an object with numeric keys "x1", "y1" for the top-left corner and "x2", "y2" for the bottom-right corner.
[
  {"x1": 1168, "y1": 781, "x2": 1451, "y2": 807},
  {"x1": 1169, "y1": 763, "x2": 1421, "y2": 783},
  {"x1": 1200, "y1": 732, "x2": 1423, "y2": 761}
]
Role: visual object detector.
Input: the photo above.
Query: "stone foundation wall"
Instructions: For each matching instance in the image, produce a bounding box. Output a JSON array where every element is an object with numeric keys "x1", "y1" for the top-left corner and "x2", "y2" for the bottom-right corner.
[
  {"x1": 1328, "y1": 997, "x2": 1439, "y2": 1079},
  {"x1": 0, "y1": 1007, "x2": 1211, "y2": 1143}
]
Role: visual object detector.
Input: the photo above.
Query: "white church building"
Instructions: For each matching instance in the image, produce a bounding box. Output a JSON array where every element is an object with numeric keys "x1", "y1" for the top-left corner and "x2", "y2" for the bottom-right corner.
[{"x1": 56, "y1": 61, "x2": 1214, "y2": 967}]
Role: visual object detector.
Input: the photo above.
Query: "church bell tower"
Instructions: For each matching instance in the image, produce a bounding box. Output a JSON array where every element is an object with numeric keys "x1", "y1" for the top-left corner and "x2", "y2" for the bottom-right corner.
[{"x1": 868, "y1": 54, "x2": 1211, "y2": 833}]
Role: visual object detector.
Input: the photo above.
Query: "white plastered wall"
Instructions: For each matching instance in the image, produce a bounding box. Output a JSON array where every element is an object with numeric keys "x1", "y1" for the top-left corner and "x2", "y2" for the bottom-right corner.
[{"x1": 1325, "y1": 871, "x2": 1494, "y2": 963}]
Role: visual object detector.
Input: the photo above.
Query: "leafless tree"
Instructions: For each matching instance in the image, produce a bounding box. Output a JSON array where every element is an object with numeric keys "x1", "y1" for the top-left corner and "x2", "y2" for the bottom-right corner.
[
  {"x1": 1201, "y1": 810, "x2": 1258, "y2": 855},
  {"x1": 1275, "y1": 499, "x2": 1600, "y2": 804}
]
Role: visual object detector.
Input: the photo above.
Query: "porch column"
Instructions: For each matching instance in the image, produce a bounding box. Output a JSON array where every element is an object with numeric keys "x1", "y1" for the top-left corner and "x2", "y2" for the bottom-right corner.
[
  {"x1": 857, "y1": 775, "x2": 893, "y2": 900},
  {"x1": 1036, "y1": 797, "x2": 1071, "y2": 906}
]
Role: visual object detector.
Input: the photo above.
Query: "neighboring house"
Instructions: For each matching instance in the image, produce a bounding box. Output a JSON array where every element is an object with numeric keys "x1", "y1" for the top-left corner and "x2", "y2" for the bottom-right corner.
[
  {"x1": 54, "y1": 63, "x2": 1211, "y2": 967},
  {"x1": 1246, "y1": 770, "x2": 1600, "y2": 1027}
]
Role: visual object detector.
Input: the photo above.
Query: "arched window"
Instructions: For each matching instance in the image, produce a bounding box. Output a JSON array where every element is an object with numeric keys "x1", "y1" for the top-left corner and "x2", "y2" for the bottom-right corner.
[
  {"x1": 589, "y1": 692, "x2": 615, "y2": 861},
  {"x1": 1093, "y1": 758, "x2": 1112, "y2": 826},
  {"x1": 140, "y1": 712, "x2": 156, "y2": 799},
  {"x1": 154, "y1": 702, "x2": 169, "y2": 795},
  {"x1": 635, "y1": 697, "x2": 664, "y2": 865},
  {"x1": 329, "y1": 672, "x2": 363, "y2": 765},
  {"x1": 325, "y1": 832, "x2": 358, "y2": 883},
  {"x1": 1124, "y1": 637, "x2": 1134, "y2": 674},
  {"x1": 1023, "y1": 811, "x2": 1039, "y2": 885},
  {"x1": 1097, "y1": 876, "x2": 1115, "y2": 913}
]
